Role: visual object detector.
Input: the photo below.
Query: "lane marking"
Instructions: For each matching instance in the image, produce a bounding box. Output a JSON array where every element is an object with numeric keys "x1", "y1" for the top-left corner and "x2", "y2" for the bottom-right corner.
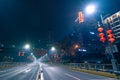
[
  {"x1": 65, "y1": 73, "x2": 80, "y2": 80},
  {"x1": 0, "y1": 65, "x2": 32, "y2": 77},
  {"x1": 29, "y1": 68, "x2": 37, "y2": 80},
  {"x1": 24, "y1": 69, "x2": 31, "y2": 73},
  {"x1": 41, "y1": 72, "x2": 44, "y2": 80},
  {"x1": 36, "y1": 63, "x2": 43, "y2": 80},
  {"x1": 40, "y1": 64, "x2": 44, "y2": 80}
]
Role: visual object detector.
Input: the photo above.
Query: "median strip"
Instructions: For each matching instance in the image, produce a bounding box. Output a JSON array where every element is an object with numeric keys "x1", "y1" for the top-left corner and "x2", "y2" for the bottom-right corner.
[{"x1": 36, "y1": 63, "x2": 44, "y2": 80}]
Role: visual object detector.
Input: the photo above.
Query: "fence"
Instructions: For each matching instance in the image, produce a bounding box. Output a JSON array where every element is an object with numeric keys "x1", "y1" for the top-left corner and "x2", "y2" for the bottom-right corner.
[
  {"x1": 65, "y1": 63, "x2": 120, "y2": 73},
  {"x1": 0, "y1": 62, "x2": 29, "y2": 70}
]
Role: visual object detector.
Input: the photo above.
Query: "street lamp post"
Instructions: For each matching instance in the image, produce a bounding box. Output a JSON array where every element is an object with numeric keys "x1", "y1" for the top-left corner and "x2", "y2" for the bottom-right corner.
[{"x1": 85, "y1": 4, "x2": 119, "y2": 73}]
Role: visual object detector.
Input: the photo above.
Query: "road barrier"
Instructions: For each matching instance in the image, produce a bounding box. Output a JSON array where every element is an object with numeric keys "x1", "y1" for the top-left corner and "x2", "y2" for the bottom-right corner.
[
  {"x1": 66, "y1": 63, "x2": 120, "y2": 72},
  {"x1": 36, "y1": 63, "x2": 44, "y2": 80},
  {"x1": 0, "y1": 62, "x2": 29, "y2": 70}
]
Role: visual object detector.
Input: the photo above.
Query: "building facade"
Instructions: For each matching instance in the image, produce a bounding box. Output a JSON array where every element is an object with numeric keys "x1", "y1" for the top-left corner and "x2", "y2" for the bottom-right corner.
[{"x1": 104, "y1": 11, "x2": 120, "y2": 43}]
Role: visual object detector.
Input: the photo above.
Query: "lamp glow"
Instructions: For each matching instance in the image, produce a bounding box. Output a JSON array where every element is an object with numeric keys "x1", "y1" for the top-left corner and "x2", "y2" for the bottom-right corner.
[
  {"x1": 24, "y1": 44, "x2": 30, "y2": 49},
  {"x1": 85, "y1": 4, "x2": 96, "y2": 14},
  {"x1": 51, "y1": 47, "x2": 55, "y2": 51}
]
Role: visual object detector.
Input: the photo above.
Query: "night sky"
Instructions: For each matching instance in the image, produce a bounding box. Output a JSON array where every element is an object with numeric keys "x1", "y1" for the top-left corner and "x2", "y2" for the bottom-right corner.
[{"x1": 0, "y1": 0, "x2": 120, "y2": 44}]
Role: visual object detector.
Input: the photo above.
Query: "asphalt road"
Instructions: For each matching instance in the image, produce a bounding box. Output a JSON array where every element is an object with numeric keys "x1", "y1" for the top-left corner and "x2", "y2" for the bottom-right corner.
[
  {"x1": 0, "y1": 62, "x2": 116, "y2": 80},
  {"x1": 42, "y1": 63, "x2": 115, "y2": 80},
  {"x1": 0, "y1": 62, "x2": 39, "y2": 80}
]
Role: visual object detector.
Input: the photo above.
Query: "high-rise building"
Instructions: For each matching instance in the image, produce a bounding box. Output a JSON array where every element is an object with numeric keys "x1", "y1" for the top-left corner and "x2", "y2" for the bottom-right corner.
[{"x1": 104, "y1": 11, "x2": 120, "y2": 43}]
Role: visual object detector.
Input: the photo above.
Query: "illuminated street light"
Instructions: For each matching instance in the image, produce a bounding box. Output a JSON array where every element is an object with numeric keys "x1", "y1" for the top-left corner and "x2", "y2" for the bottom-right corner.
[
  {"x1": 74, "y1": 44, "x2": 79, "y2": 49},
  {"x1": 51, "y1": 47, "x2": 55, "y2": 51},
  {"x1": 24, "y1": 44, "x2": 30, "y2": 49},
  {"x1": 85, "y1": 4, "x2": 96, "y2": 14}
]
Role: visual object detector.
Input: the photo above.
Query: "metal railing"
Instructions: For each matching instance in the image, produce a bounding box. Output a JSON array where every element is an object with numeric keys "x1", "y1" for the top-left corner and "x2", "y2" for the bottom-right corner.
[
  {"x1": 64, "y1": 63, "x2": 120, "y2": 73},
  {"x1": 0, "y1": 62, "x2": 29, "y2": 70}
]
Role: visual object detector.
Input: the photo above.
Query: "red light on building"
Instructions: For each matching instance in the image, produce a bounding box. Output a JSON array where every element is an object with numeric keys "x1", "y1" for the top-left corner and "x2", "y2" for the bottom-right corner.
[{"x1": 78, "y1": 12, "x2": 84, "y2": 23}]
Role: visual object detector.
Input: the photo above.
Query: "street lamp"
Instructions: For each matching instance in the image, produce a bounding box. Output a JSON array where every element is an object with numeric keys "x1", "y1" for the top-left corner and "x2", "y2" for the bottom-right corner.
[
  {"x1": 24, "y1": 44, "x2": 30, "y2": 49},
  {"x1": 85, "y1": 4, "x2": 96, "y2": 15},
  {"x1": 51, "y1": 47, "x2": 56, "y2": 51},
  {"x1": 85, "y1": 4, "x2": 119, "y2": 72}
]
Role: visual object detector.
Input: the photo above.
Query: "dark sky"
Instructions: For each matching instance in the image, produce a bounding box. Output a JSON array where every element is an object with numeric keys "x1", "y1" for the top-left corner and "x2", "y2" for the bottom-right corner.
[{"x1": 0, "y1": 0, "x2": 120, "y2": 44}]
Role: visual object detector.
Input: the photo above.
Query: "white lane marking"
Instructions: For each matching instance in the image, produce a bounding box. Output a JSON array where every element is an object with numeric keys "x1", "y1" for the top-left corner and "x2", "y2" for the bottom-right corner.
[
  {"x1": 65, "y1": 73, "x2": 80, "y2": 80},
  {"x1": 40, "y1": 64, "x2": 44, "y2": 80},
  {"x1": 24, "y1": 69, "x2": 31, "y2": 73},
  {"x1": 0, "y1": 71, "x2": 6, "y2": 72},
  {"x1": 41, "y1": 72, "x2": 44, "y2": 80},
  {"x1": 29, "y1": 69, "x2": 36, "y2": 80},
  {"x1": 35, "y1": 63, "x2": 44, "y2": 80},
  {"x1": 0, "y1": 66, "x2": 31, "y2": 77}
]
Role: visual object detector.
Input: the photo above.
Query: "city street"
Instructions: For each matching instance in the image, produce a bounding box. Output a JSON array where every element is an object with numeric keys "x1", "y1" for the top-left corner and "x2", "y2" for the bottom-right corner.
[
  {"x1": 0, "y1": 63, "x2": 39, "y2": 80},
  {"x1": 0, "y1": 62, "x2": 116, "y2": 80},
  {"x1": 0, "y1": 0, "x2": 120, "y2": 80}
]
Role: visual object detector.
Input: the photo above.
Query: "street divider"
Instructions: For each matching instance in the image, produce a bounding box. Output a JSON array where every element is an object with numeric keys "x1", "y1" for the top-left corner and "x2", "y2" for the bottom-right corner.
[{"x1": 36, "y1": 63, "x2": 44, "y2": 80}]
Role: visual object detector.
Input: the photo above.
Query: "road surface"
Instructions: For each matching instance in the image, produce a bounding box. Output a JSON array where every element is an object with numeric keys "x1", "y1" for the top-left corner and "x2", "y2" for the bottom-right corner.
[
  {"x1": 0, "y1": 62, "x2": 39, "y2": 80},
  {"x1": 0, "y1": 62, "x2": 115, "y2": 80},
  {"x1": 42, "y1": 63, "x2": 115, "y2": 80}
]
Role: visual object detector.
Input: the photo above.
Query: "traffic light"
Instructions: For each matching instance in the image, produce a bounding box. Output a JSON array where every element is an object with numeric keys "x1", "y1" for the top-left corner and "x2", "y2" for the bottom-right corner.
[
  {"x1": 18, "y1": 51, "x2": 25, "y2": 56},
  {"x1": 21, "y1": 52, "x2": 24, "y2": 56},
  {"x1": 18, "y1": 52, "x2": 20, "y2": 56}
]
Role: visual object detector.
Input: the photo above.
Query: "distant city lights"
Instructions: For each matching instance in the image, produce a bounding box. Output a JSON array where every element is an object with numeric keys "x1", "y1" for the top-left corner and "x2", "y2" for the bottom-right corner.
[
  {"x1": 78, "y1": 49, "x2": 87, "y2": 52},
  {"x1": 90, "y1": 32, "x2": 95, "y2": 34}
]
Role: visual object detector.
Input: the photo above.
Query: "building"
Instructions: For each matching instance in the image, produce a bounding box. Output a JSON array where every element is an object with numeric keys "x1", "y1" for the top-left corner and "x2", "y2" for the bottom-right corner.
[{"x1": 104, "y1": 11, "x2": 120, "y2": 43}]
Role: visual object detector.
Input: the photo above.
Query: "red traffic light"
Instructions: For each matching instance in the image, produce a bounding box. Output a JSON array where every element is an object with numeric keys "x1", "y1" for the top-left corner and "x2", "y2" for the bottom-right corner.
[
  {"x1": 21, "y1": 52, "x2": 24, "y2": 56},
  {"x1": 18, "y1": 52, "x2": 20, "y2": 56}
]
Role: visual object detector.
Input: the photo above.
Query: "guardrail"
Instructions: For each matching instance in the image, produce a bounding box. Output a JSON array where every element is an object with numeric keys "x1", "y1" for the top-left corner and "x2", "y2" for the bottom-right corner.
[
  {"x1": 62, "y1": 63, "x2": 120, "y2": 79},
  {"x1": 0, "y1": 62, "x2": 29, "y2": 70},
  {"x1": 63, "y1": 63, "x2": 120, "y2": 74}
]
